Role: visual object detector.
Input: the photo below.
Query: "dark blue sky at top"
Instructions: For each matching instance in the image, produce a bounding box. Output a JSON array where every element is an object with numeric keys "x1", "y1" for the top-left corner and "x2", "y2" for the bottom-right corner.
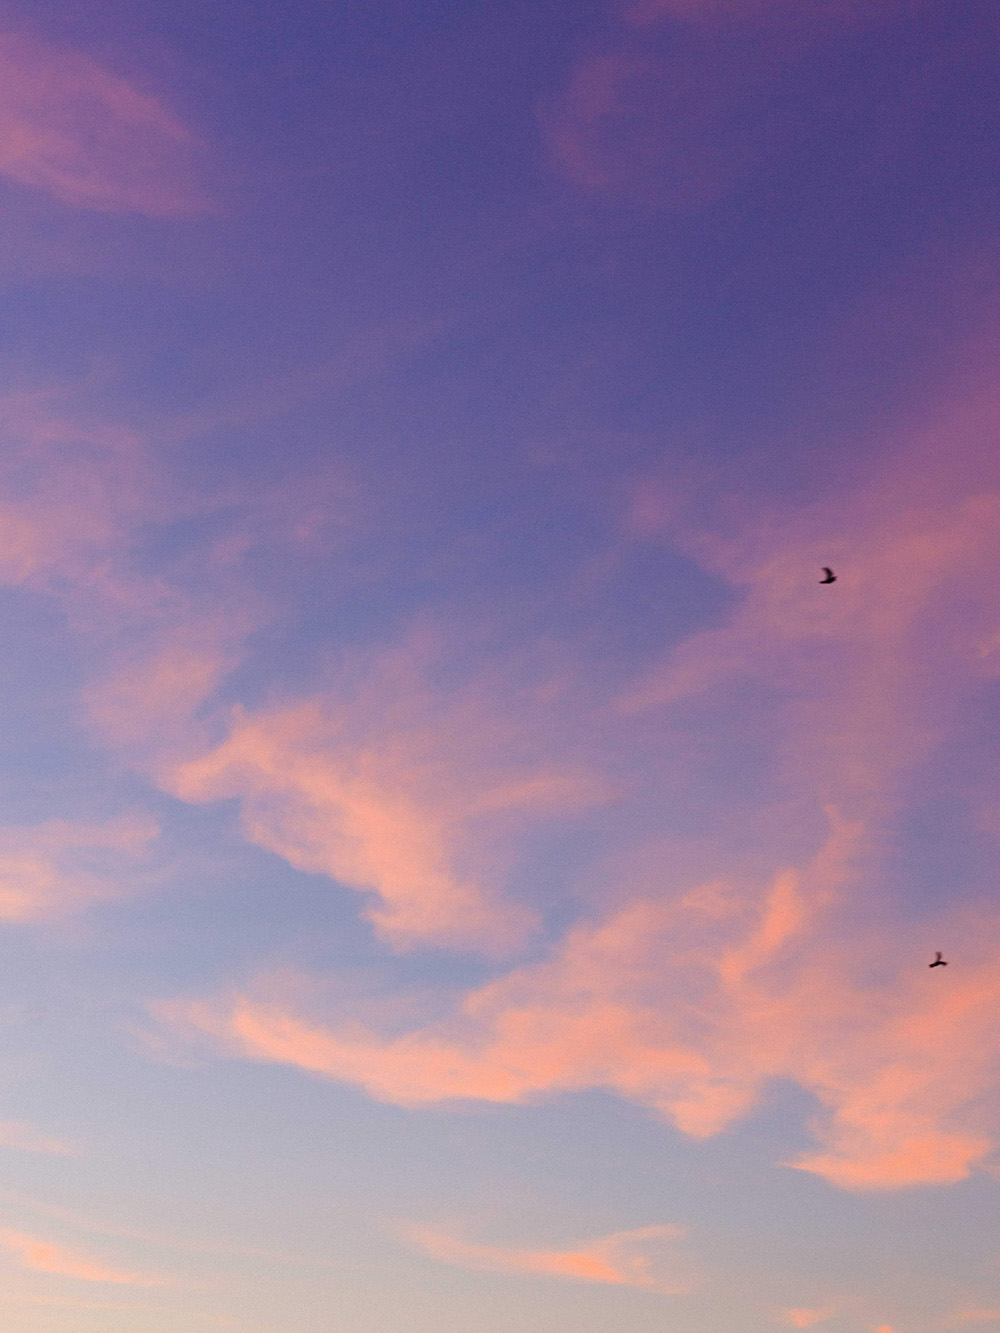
[
  {"x1": 9, "y1": 0, "x2": 999, "y2": 468},
  {"x1": 0, "y1": 0, "x2": 994, "y2": 771},
  {"x1": 4, "y1": 0, "x2": 992, "y2": 756}
]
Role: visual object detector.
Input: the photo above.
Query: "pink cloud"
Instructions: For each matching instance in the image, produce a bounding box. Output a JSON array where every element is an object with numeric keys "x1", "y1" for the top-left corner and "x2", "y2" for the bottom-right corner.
[
  {"x1": 0, "y1": 390, "x2": 648, "y2": 971},
  {"x1": 543, "y1": 0, "x2": 898, "y2": 208},
  {"x1": 0, "y1": 815, "x2": 158, "y2": 921},
  {"x1": 2, "y1": 1191, "x2": 340, "y2": 1272},
  {"x1": 0, "y1": 388, "x2": 145, "y2": 589},
  {"x1": 945, "y1": 1310, "x2": 1000, "y2": 1327},
  {"x1": 0, "y1": 1228, "x2": 162, "y2": 1285},
  {"x1": 779, "y1": 1309, "x2": 837, "y2": 1328},
  {"x1": 0, "y1": 386, "x2": 271, "y2": 761},
  {"x1": 142, "y1": 361, "x2": 1000, "y2": 1192},
  {"x1": 0, "y1": 389, "x2": 591, "y2": 958},
  {"x1": 8, "y1": 255, "x2": 1000, "y2": 1214},
  {"x1": 163, "y1": 640, "x2": 613, "y2": 950},
  {"x1": 0, "y1": 31, "x2": 206, "y2": 214},
  {"x1": 163, "y1": 848, "x2": 1000, "y2": 1188},
  {"x1": 83, "y1": 638, "x2": 240, "y2": 752},
  {"x1": 621, "y1": 397, "x2": 1000, "y2": 845},
  {"x1": 0, "y1": 1122, "x2": 73, "y2": 1156},
  {"x1": 166, "y1": 701, "x2": 526, "y2": 951},
  {"x1": 400, "y1": 1222, "x2": 694, "y2": 1292},
  {"x1": 540, "y1": 48, "x2": 745, "y2": 210}
]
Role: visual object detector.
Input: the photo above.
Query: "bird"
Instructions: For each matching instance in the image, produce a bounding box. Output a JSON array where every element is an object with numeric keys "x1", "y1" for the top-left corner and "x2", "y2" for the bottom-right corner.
[
  {"x1": 820, "y1": 567, "x2": 836, "y2": 584},
  {"x1": 929, "y1": 952, "x2": 947, "y2": 968}
]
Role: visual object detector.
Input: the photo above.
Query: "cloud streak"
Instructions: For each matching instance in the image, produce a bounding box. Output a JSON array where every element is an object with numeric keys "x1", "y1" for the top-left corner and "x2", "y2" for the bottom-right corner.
[
  {"x1": 164, "y1": 638, "x2": 612, "y2": 951},
  {"x1": 543, "y1": 0, "x2": 902, "y2": 208},
  {"x1": 400, "y1": 1222, "x2": 694, "y2": 1292},
  {"x1": 0, "y1": 815, "x2": 158, "y2": 921},
  {"x1": 0, "y1": 31, "x2": 206, "y2": 215},
  {"x1": 0, "y1": 1228, "x2": 163, "y2": 1285},
  {"x1": 154, "y1": 369, "x2": 1000, "y2": 1191},
  {"x1": 0, "y1": 1123, "x2": 73, "y2": 1156},
  {"x1": 163, "y1": 856, "x2": 1000, "y2": 1189},
  {"x1": 779, "y1": 1306, "x2": 838, "y2": 1328},
  {"x1": 0, "y1": 383, "x2": 277, "y2": 763}
]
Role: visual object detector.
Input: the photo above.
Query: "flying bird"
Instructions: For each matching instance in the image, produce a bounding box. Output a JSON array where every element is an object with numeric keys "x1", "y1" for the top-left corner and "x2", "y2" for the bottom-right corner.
[
  {"x1": 929, "y1": 952, "x2": 947, "y2": 968},
  {"x1": 820, "y1": 567, "x2": 836, "y2": 583}
]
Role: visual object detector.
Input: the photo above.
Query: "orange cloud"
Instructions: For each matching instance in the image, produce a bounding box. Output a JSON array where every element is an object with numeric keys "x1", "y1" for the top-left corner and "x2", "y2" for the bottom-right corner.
[
  {"x1": 0, "y1": 389, "x2": 144, "y2": 591},
  {"x1": 145, "y1": 366, "x2": 1000, "y2": 1193},
  {"x1": 83, "y1": 637, "x2": 240, "y2": 752},
  {"x1": 621, "y1": 406, "x2": 1000, "y2": 850},
  {"x1": 779, "y1": 1306, "x2": 838, "y2": 1328},
  {"x1": 164, "y1": 644, "x2": 612, "y2": 950},
  {"x1": 0, "y1": 31, "x2": 206, "y2": 214},
  {"x1": 3, "y1": 397, "x2": 614, "y2": 949},
  {"x1": 0, "y1": 815, "x2": 158, "y2": 921},
  {"x1": 0, "y1": 1228, "x2": 162, "y2": 1285},
  {"x1": 400, "y1": 1222, "x2": 693, "y2": 1292},
  {"x1": 0, "y1": 387, "x2": 271, "y2": 764},
  {"x1": 164, "y1": 841, "x2": 1000, "y2": 1190}
]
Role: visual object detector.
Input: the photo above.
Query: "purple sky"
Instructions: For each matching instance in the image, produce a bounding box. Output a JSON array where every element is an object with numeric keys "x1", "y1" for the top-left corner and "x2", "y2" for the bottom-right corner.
[{"x1": 0, "y1": 2, "x2": 999, "y2": 1329}]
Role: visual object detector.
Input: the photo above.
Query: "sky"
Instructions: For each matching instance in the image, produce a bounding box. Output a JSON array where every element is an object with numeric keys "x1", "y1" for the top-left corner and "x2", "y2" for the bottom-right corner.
[{"x1": 0, "y1": 0, "x2": 998, "y2": 1329}]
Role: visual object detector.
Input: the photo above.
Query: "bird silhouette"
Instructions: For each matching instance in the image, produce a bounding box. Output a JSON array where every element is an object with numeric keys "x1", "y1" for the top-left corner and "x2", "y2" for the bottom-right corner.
[
  {"x1": 929, "y1": 952, "x2": 947, "y2": 968},
  {"x1": 820, "y1": 567, "x2": 836, "y2": 584}
]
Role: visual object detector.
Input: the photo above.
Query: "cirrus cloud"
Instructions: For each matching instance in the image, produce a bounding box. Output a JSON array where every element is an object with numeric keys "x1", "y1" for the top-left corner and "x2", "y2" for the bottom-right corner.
[
  {"x1": 0, "y1": 815, "x2": 159, "y2": 922},
  {"x1": 159, "y1": 854, "x2": 1000, "y2": 1190},
  {"x1": 0, "y1": 1123, "x2": 73, "y2": 1156},
  {"x1": 779, "y1": 1308, "x2": 838, "y2": 1329},
  {"x1": 162, "y1": 639, "x2": 613, "y2": 952},
  {"x1": 0, "y1": 1228, "x2": 163, "y2": 1285},
  {"x1": 0, "y1": 31, "x2": 206, "y2": 215},
  {"x1": 399, "y1": 1220, "x2": 695, "y2": 1292},
  {"x1": 152, "y1": 372, "x2": 1000, "y2": 1192}
]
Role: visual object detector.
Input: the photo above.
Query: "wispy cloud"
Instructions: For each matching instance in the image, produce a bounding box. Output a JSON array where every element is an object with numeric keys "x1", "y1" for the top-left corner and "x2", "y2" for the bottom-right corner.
[
  {"x1": 0, "y1": 384, "x2": 272, "y2": 758},
  {"x1": 400, "y1": 1221, "x2": 694, "y2": 1292},
  {"x1": 540, "y1": 45, "x2": 749, "y2": 210},
  {"x1": 161, "y1": 839, "x2": 1000, "y2": 1189},
  {"x1": 779, "y1": 1307, "x2": 838, "y2": 1328},
  {"x1": 0, "y1": 31, "x2": 206, "y2": 215},
  {"x1": 0, "y1": 815, "x2": 158, "y2": 921},
  {"x1": 143, "y1": 361, "x2": 1000, "y2": 1192},
  {"x1": 0, "y1": 386, "x2": 146, "y2": 588},
  {"x1": 0, "y1": 1228, "x2": 164, "y2": 1285},
  {"x1": 944, "y1": 1310, "x2": 1000, "y2": 1327},
  {"x1": 2, "y1": 1190, "x2": 343, "y2": 1270},
  {"x1": 542, "y1": 0, "x2": 897, "y2": 208},
  {"x1": 0, "y1": 1123, "x2": 73, "y2": 1156},
  {"x1": 164, "y1": 636, "x2": 612, "y2": 951}
]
